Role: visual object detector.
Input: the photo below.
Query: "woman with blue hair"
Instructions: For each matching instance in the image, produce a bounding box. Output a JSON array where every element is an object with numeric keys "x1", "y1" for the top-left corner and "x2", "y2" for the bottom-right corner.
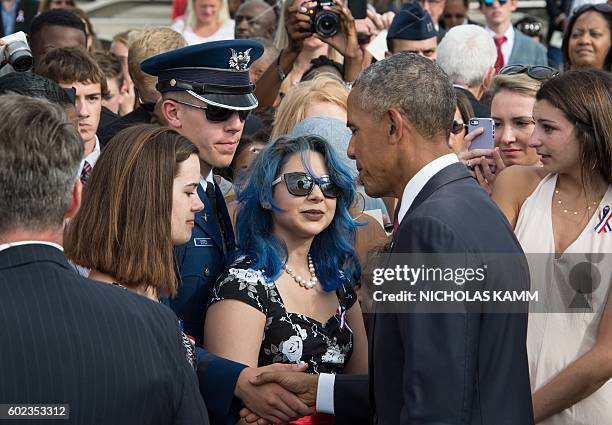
[{"x1": 204, "y1": 135, "x2": 368, "y2": 422}]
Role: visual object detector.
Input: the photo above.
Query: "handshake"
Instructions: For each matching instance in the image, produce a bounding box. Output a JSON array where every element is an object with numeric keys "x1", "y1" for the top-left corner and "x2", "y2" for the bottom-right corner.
[{"x1": 235, "y1": 363, "x2": 318, "y2": 424}]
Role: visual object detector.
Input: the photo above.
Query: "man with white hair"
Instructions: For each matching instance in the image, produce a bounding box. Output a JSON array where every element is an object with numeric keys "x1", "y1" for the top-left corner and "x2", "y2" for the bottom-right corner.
[{"x1": 437, "y1": 24, "x2": 496, "y2": 116}]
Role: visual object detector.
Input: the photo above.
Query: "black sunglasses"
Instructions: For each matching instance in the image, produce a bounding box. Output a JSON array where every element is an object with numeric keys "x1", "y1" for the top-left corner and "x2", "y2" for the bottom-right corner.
[
  {"x1": 499, "y1": 65, "x2": 559, "y2": 81},
  {"x1": 483, "y1": 0, "x2": 508, "y2": 6},
  {"x1": 451, "y1": 119, "x2": 468, "y2": 135},
  {"x1": 172, "y1": 99, "x2": 250, "y2": 123},
  {"x1": 272, "y1": 172, "x2": 339, "y2": 199}
]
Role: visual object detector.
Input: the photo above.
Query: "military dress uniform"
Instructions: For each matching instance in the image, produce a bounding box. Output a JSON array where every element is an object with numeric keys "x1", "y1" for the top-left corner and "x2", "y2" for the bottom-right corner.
[{"x1": 140, "y1": 40, "x2": 263, "y2": 425}]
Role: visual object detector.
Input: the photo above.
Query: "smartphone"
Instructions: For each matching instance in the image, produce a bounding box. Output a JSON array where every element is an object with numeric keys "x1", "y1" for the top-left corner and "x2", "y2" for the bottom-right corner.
[
  {"x1": 468, "y1": 118, "x2": 495, "y2": 151},
  {"x1": 348, "y1": 0, "x2": 367, "y2": 19}
]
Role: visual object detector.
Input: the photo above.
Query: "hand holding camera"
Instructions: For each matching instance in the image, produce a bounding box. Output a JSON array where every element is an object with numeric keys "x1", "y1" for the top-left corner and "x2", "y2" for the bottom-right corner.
[{"x1": 0, "y1": 31, "x2": 33, "y2": 72}]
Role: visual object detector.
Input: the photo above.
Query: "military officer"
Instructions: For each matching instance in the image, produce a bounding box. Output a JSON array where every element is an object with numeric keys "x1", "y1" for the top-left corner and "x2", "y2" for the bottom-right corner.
[{"x1": 141, "y1": 40, "x2": 262, "y2": 347}]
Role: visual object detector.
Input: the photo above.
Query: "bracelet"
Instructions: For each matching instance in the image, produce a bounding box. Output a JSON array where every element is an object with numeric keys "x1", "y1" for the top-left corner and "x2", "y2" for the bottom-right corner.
[{"x1": 276, "y1": 49, "x2": 287, "y2": 81}]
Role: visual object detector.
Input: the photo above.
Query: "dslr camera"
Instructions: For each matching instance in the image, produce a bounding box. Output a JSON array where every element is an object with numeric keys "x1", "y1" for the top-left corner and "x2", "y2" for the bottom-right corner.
[
  {"x1": 306, "y1": 0, "x2": 340, "y2": 38},
  {"x1": 0, "y1": 31, "x2": 33, "y2": 72}
]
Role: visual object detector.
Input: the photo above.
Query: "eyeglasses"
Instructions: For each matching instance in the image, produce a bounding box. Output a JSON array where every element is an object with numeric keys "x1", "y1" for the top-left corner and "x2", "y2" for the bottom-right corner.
[
  {"x1": 171, "y1": 99, "x2": 251, "y2": 123},
  {"x1": 499, "y1": 65, "x2": 559, "y2": 81},
  {"x1": 482, "y1": 0, "x2": 508, "y2": 6},
  {"x1": 272, "y1": 172, "x2": 339, "y2": 199},
  {"x1": 451, "y1": 119, "x2": 468, "y2": 135}
]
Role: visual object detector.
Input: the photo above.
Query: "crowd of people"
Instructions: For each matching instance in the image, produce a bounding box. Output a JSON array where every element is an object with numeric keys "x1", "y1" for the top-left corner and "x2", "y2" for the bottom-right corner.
[{"x1": 0, "y1": 0, "x2": 611, "y2": 424}]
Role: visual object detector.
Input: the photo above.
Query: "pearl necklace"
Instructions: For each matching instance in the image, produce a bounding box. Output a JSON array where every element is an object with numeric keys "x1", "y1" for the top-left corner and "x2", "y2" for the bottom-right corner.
[{"x1": 283, "y1": 254, "x2": 318, "y2": 289}]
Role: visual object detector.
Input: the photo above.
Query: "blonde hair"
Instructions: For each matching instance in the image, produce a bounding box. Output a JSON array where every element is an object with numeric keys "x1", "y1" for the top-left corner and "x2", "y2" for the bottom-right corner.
[
  {"x1": 489, "y1": 73, "x2": 542, "y2": 100},
  {"x1": 128, "y1": 27, "x2": 187, "y2": 96},
  {"x1": 271, "y1": 74, "x2": 349, "y2": 138},
  {"x1": 186, "y1": 0, "x2": 230, "y2": 29}
]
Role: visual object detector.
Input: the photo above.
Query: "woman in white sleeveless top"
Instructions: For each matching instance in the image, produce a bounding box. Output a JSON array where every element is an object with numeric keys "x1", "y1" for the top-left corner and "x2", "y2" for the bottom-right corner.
[{"x1": 492, "y1": 69, "x2": 612, "y2": 424}]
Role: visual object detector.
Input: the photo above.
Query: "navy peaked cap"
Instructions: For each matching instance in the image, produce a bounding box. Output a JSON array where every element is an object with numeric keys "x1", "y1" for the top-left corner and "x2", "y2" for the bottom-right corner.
[
  {"x1": 387, "y1": 2, "x2": 438, "y2": 41},
  {"x1": 140, "y1": 39, "x2": 264, "y2": 110}
]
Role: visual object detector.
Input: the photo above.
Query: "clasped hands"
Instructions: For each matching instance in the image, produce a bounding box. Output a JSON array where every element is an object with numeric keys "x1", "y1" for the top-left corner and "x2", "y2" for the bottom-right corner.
[{"x1": 235, "y1": 363, "x2": 319, "y2": 425}]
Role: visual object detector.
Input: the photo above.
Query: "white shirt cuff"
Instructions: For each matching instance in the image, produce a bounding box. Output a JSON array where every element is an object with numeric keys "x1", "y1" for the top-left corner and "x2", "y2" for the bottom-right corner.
[{"x1": 315, "y1": 373, "x2": 335, "y2": 414}]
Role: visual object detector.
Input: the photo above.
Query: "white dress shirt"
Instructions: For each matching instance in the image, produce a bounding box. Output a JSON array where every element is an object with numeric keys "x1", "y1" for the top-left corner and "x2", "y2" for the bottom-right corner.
[
  {"x1": 485, "y1": 24, "x2": 515, "y2": 67},
  {"x1": 0, "y1": 241, "x2": 64, "y2": 253},
  {"x1": 199, "y1": 170, "x2": 215, "y2": 192},
  {"x1": 78, "y1": 136, "x2": 101, "y2": 175},
  {"x1": 316, "y1": 153, "x2": 460, "y2": 414}
]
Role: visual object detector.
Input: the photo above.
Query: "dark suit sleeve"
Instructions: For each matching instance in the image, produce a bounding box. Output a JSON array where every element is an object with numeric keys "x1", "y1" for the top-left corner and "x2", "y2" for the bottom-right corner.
[
  {"x1": 394, "y1": 216, "x2": 479, "y2": 424},
  {"x1": 334, "y1": 374, "x2": 371, "y2": 425},
  {"x1": 196, "y1": 347, "x2": 247, "y2": 425}
]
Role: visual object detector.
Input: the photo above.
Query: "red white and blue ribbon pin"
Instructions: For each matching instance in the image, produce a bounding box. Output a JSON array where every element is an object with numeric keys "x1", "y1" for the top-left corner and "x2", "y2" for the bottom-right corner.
[
  {"x1": 595, "y1": 205, "x2": 611, "y2": 234},
  {"x1": 336, "y1": 304, "x2": 352, "y2": 332}
]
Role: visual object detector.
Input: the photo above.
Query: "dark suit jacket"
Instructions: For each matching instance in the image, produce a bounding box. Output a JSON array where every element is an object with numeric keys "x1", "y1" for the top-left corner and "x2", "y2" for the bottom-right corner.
[
  {"x1": 335, "y1": 163, "x2": 534, "y2": 425},
  {"x1": 0, "y1": 0, "x2": 37, "y2": 38},
  {"x1": 371, "y1": 163, "x2": 533, "y2": 424},
  {"x1": 98, "y1": 103, "x2": 154, "y2": 148},
  {"x1": 0, "y1": 244, "x2": 208, "y2": 424},
  {"x1": 455, "y1": 86, "x2": 490, "y2": 118}
]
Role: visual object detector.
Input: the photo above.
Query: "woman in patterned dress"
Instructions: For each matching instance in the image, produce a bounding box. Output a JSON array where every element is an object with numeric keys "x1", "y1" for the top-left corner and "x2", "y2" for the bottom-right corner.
[{"x1": 204, "y1": 135, "x2": 368, "y2": 424}]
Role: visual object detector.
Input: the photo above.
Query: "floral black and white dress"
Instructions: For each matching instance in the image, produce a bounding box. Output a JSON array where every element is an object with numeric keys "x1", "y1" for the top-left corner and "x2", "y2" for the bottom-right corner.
[{"x1": 209, "y1": 256, "x2": 357, "y2": 374}]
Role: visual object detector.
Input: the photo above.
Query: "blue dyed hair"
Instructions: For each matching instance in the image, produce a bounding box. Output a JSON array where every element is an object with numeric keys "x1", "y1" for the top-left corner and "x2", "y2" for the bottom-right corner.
[{"x1": 235, "y1": 135, "x2": 360, "y2": 291}]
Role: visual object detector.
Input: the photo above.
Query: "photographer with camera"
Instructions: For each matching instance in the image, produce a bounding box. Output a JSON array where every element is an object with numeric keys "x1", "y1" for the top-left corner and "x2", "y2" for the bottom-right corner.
[{"x1": 255, "y1": 0, "x2": 363, "y2": 109}]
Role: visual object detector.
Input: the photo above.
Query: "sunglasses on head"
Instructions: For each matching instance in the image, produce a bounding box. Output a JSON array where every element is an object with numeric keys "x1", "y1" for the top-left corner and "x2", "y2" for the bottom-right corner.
[
  {"x1": 574, "y1": 3, "x2": 612, "y2": 15},
  {"x1": 272, "y1": 172, "x2": 339, "y2": 199},
  {"x1": 499, "y1": 65, "x2": 560, "y2": 81},
  {"x1": 451, "y1": 119, "x2": 467, "y2": 135},
  {"x1": 482, "y1": 0, "x2": 508, "y2": 6},
  {"x1": 171, "y1": 99, "x2": 251, "y2": 123}
]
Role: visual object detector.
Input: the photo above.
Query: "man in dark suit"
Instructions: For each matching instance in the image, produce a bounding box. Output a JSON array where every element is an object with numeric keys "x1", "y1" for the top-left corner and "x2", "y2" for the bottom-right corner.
[
  {"x1": 249, "y1": 53, "x2": 534, "y2": 425},
  {"x1": 0, "y1": 94, "x2": 208, "y2": 424}
]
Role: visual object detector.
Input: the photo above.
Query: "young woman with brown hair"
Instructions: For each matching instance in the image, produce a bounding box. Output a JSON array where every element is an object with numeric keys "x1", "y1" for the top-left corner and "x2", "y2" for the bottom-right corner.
[
  {"x1": 65, "y1": 124, "x2": 204, "y2": 365},
  {"x1": 492, "y1": 69, "x2": 612, "y2": 424}
]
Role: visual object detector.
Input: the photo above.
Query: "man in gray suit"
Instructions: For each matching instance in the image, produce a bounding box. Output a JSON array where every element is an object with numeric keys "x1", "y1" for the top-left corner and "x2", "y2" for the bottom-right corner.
[{"x1": 480, "y1": 0, "x2": 547, "y2": 71}]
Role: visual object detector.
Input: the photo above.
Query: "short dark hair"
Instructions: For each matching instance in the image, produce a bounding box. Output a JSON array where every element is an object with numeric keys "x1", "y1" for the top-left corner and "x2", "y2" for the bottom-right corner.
[
  {"x1": 353, "y1": 52, "x2": 456, "y2": 140},
  {"x1": 35, "y1": 47, "x2": 108, "y2": 96},
  {"x1": 0, "y1": 72, "x2": 74, "y2": 106},
  {"x1": 92, "y1": 51, "x2": 124, "y2": 89},
  {"x1": 29, "y1": 9, "x2": 86, "y2": 45},
  {"x1": 0, "y1": 94, "x2": 82, "y2": 235}
]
